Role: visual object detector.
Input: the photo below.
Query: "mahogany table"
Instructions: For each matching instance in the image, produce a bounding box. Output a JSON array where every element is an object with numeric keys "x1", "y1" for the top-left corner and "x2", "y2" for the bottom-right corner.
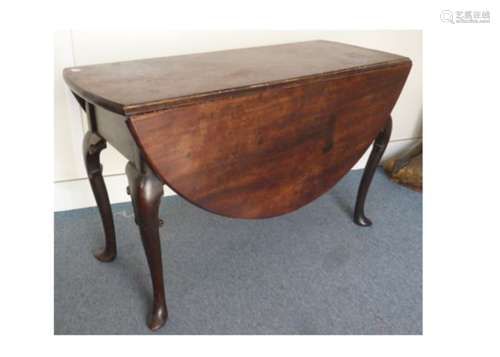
[{"x1": 63, "y1": 40, "x2": 411, "y2": 330}]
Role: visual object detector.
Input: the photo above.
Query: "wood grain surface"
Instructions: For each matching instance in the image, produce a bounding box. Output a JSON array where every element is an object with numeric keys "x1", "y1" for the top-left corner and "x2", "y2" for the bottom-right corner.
[
  {"x1": 63, "y1": 40, "x2": 409, "y2": 115},
  {"x1": 128, "y1": 61, "x2": 411, "y2": 218}
]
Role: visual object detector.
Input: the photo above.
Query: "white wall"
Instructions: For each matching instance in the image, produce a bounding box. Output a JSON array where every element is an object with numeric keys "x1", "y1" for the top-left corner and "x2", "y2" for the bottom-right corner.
[{"x1": 54, "y1": 30, "x2": 422, "y2": 211}]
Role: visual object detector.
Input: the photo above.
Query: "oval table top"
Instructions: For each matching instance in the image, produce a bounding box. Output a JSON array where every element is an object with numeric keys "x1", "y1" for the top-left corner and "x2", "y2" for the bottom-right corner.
[
  {"x1": 65, "y1": 40, "x2": 411, "y2": 218},
  {"x1": 63, "y1": 40, "x2": 410, "y2": 115}
]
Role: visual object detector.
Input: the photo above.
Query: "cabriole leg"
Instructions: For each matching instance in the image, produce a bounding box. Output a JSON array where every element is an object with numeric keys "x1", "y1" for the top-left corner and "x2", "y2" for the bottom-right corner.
[
  {"x1": 126, "y1": 161, "x2": 167, "y2": 331},
  {"x1": 83, "y1": 131, "x2": 117, "y2": 262},
  {"x1": 354, "y1": 117, "x2": 393, "y2": 226}
]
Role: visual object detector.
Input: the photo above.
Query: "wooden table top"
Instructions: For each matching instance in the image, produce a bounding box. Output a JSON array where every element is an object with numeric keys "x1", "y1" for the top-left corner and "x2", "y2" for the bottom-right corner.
[{"x1": 63, "y1": 40, "x2": 409, "y2": 115}]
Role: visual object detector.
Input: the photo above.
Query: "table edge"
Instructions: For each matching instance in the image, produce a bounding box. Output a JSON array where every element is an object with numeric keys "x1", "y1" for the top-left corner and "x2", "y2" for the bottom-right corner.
[{"x1": 65, "y1": 57, "x2": 411, "y2": 116}]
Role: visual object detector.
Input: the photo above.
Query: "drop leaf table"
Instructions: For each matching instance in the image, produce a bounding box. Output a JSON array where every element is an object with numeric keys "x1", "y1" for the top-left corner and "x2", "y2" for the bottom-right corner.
[{"x1": 63, "y1": 40, "x2": 411, "y2": 330}]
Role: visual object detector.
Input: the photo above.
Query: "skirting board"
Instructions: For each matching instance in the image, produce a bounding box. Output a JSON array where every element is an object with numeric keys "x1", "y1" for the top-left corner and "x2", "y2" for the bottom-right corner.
[{"x1": 54, "y1": 138, "x2": 419, "y2": 212}]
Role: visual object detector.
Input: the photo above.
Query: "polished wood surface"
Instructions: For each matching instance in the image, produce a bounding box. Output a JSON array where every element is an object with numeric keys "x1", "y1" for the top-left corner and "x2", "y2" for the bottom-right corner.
[
  {"x1": 63, "y1": 40, "x2": 409, "y2": 115},
  {"x1": 63, "y1": 40, "x2": 412, "y2": 330},
  {"x1": 129, "y1": 62, "x2": 410, "y2": 218}
]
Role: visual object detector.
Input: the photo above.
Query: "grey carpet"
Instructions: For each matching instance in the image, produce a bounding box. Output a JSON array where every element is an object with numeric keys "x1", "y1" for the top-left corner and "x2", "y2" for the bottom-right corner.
[{"x1": 54, "y1": 168, "x2": 422, "y2": 335}]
